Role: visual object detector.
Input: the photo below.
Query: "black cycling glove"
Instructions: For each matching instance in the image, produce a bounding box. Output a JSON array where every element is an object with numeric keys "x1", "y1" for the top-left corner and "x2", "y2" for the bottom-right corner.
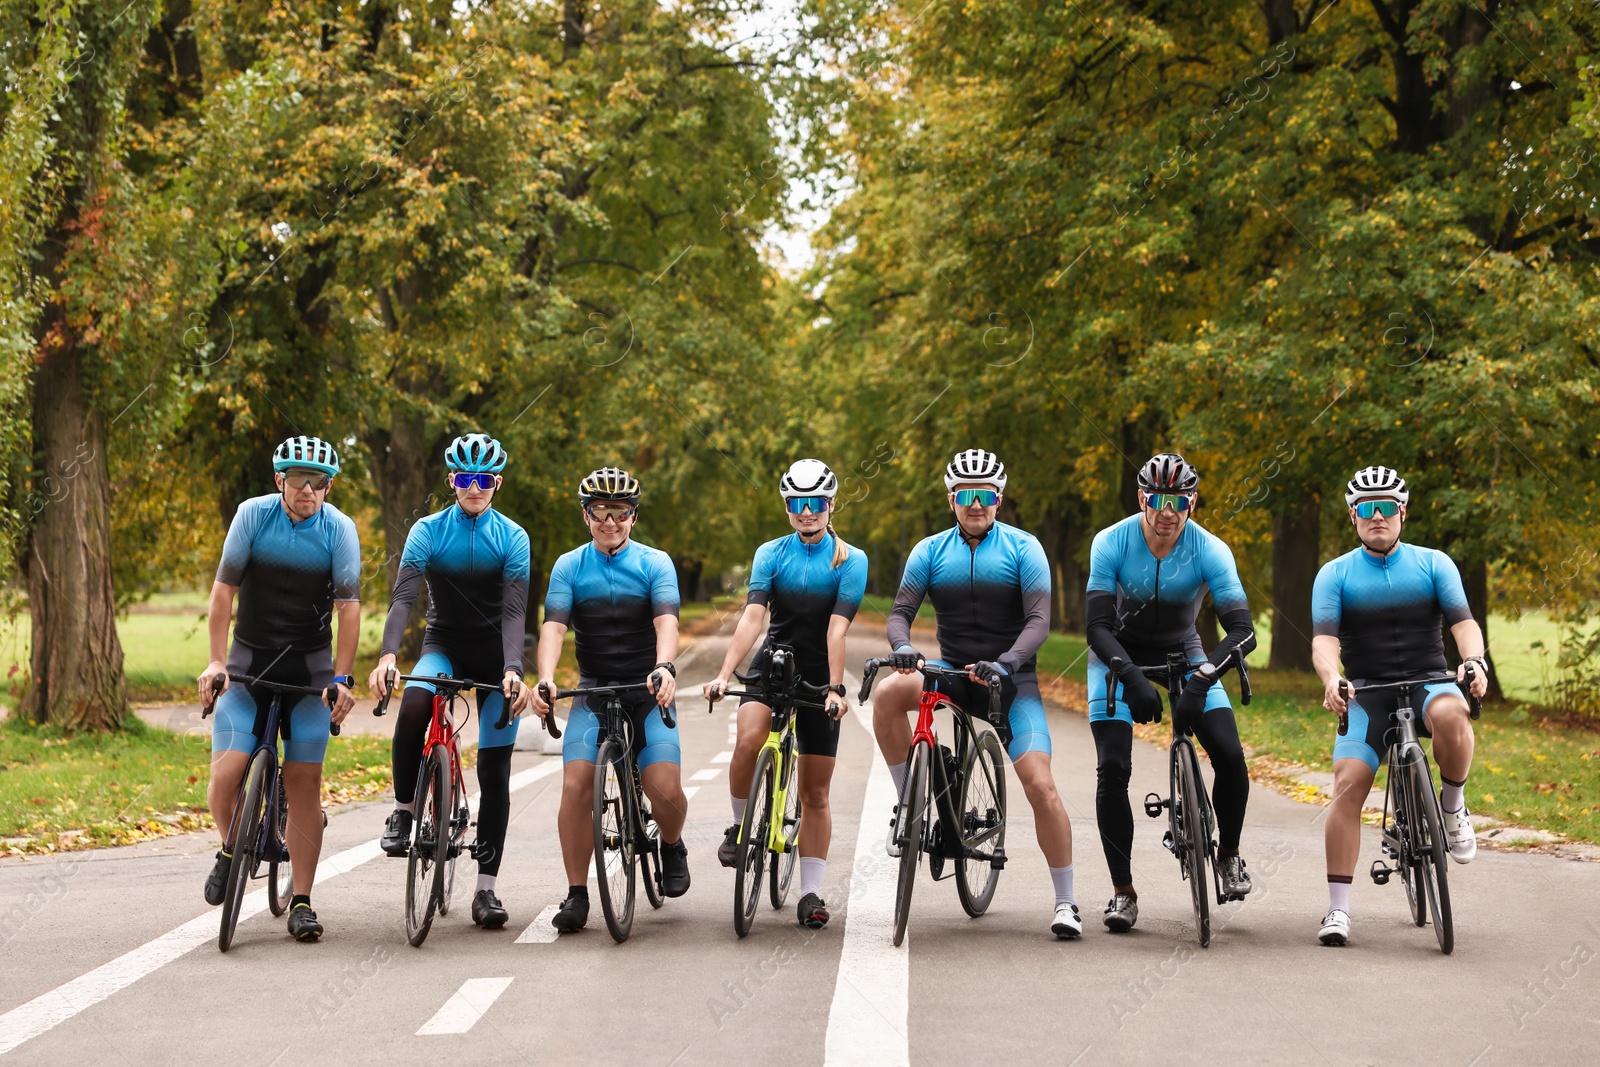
[
  {"x1": 1120, "y1": 668, "x2": 1164, "y2": 724},
  {"x1": 970, "y1": 661, "x2": 1007, "y2": 687},
  {"x1": 889, "y1": 646, "x2": 924, "y2": 671},
  {"x1": 1173, "y1": 670, "x2": 1212, "y2": 735}
]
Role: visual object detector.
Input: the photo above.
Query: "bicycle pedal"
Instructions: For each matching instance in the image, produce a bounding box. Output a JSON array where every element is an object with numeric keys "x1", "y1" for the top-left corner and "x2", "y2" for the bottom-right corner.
[
  {"x1": 1161, "y1": 829, "x2": 1176, "y2": 854},
  {"x1": 1369, "y1": 859, "x2": 1393, "y2": 886},
  {"x1": 989, "y1": 845, "x2": 1007, "y2": 871},
  {"x1": 1143, "y1": 792, "x2": 1167, "y2": 819}
]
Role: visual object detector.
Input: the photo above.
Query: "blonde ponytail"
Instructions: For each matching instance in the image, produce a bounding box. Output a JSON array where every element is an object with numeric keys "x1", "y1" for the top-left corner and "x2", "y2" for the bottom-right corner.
[{"x1": 828, "y1": 519, "x2": 848, "y2": 568}]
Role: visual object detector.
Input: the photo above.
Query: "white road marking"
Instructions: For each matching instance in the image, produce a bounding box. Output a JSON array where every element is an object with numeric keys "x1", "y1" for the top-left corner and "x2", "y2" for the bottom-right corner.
[
  {"x1": 689, "y1": 768, "x2": 722, "y2": 782},
  {"x1": 824, "y1": 699, "x2": 910, "y2": 1067},
  {"x1": 515, "y1": 904, "x2": 562, "y2": 944},
  {"x1": 711, "y1": 751, "x2": 734, "y2": 763},
  {"x1": 416, "y1": 977, "x2": 514, "y2": 1035},
  {"x1": 683, "y1": 786, "x2": 700, "y2": 800},
  {"x1": 0, "y1": 757, "x2": 564, "y2": 1058}
]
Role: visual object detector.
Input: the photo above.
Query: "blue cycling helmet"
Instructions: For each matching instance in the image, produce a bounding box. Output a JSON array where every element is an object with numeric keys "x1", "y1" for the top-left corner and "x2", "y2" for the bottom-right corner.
[
  {"x1": 272, "y1": 436, "x2": 340, "y2": 477},
  {"x1": 444, "y1": 433, "x2": 508, "y2": 473}
]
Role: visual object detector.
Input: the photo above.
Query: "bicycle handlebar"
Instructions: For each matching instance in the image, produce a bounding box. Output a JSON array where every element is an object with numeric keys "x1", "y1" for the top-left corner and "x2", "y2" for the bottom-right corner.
[
  {"x1": 1336, "y1": 665, "x2": 1481, "y2": 735},
  {"x1": 204, "y1": 673, "x2": 346, "y2": 736},
  {"x1": 1105, "y1": 645, "x2": 1253, "y2": 722},
  {"x1": 542, "y1": 680, "x2": 674, "y2": 730},
  {"x1": 857, "y1": 657, "x2": 1001, "y2": 719}
]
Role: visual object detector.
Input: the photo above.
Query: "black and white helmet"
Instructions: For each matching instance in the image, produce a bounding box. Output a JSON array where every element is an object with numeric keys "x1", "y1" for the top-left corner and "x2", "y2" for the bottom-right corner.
[
  {"x1": 1345, "y1": 465, "x2": 1409, "y2": 506},
  {"x1": 1137, "y1": 452, "x2": 1199, "y2": 493},
  {"x1": 944, "y1": 448, "x2": 1007, "y2": 493},
  {"x1": 579, "y1": 466, "x2": 641, "y2": 505},
  {"x1": 779, "y1": 459, "x2": 838, "y2": 499}
]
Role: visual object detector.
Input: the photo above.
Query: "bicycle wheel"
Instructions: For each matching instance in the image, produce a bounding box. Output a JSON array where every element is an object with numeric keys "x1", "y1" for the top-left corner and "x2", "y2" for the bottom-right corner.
[
  {"x1": 219, "y1": 752, "x2": 272, "y2": 952},
  {"x1": 1410, "y1": 758, "x2": 1454, "y2": 954},
  {"x1": 641, "y1": 790, "x2": 664, "y2": 910},
  {"x1": 770, "y1": 746, "x2": 801, "y2": 910},
  {"x1": 593, "y1": 737, "x2": 637, "y2": 942},
  {"x1": 438, "y1": 774, "x2": 465, "y2": 918},
  {"x1": 1392, "y1": 754, "x2": 1425, "y2": 927},
  {"x1": 1174, "y1": 743, "x2": 1211, "y2": 948},
  {"x1": 267, "y1": 780, "x2": 292, "y2": 917},
  {"x1": 955, "y1": 729, "x2": 1007, "y2": 918},
  {"x1": 735, "y1": 747, "x2": 775, "y2": 937},
  {"x1": 892, "y1": 745, "x2": 929, "y2": 948},
  {"x1": 405, "y1": 750, "x2": 448, "y2": 947}
]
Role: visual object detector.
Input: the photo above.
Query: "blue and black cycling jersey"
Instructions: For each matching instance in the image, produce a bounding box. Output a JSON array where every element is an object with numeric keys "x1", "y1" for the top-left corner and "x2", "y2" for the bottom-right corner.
[
  {"x1": 1312, "y1": 541, "x2": 1472, "y2": 682},
  {"x1": 747, "y1": 531, "x2": 868, "y2": 680},
  {"x1": 1084, "y1": 514, "x2": 1253, "y2": 672},
  {"x1": 216, "y1": 495, "x2": 361, "y2": 652},
  {"x1": 887, "y1": 521, "x2": 1050, "y2": 674},
  {"x1": 545, "y1": 539, "x2": 679, "y2": 680},
  {"x1": 379, "y1": 504, "x2": 532, "y2": 676}
]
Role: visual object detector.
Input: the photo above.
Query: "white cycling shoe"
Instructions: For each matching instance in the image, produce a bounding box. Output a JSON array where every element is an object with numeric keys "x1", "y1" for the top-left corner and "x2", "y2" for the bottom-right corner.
[
  {"x1": 1441, "y1": 803, "x2": 1477, "y2": 863},
  {"x1": 1051, "y1": 902, "x2": 1083, "y2": 940},
  {"x1": 1318, "y1": 909, "x2": 1351, "y2": 947}
]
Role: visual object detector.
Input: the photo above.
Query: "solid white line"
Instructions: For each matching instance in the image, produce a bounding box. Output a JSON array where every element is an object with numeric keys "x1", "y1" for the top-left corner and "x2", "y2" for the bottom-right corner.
[
  {"x1": 689, "y1": 768, "x2": 721, "y2": 782},
  {"x1": 416, "y1": 977, "x2": 514, "y2": 1035},
  {"x1": 711, "y1": 751, "x2": 734, "y2": 764},
  {"x1": 515, "y1": 904, "x2": 561, "y2": 944},
  {"x1": 823, "y1": 700, "x2": 910, "y2": 1067},
  {"x1": 0, "y1": 757, "x2": 563, "y2": 1058}
]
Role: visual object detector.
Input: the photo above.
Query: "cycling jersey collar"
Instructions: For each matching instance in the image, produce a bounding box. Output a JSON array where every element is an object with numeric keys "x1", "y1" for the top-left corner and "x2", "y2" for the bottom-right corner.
[
  {"x1": 1358, "y1": 540, "x2": 1406, "y2": 566},
  {"x1": 278, "y1": 498, "x2": 324, "y2": 528},
  {"x1": 954, "y1": 518, "x2": 995, "y2": 546},
  {"x1": 593, "y1": 536, "x2": 633, "y2": 559},
  {"x1": 794, "y1": 529, "x2": 833, "y2": 553},
  {"x1": 451, "y1": 502, "x2": 493, "y2": 523}
]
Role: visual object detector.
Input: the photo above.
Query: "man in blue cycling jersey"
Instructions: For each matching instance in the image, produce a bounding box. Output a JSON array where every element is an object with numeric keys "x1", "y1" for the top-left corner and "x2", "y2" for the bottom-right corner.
[
  {"x1": 197, "y1": 436, "x2": 360, "y2": 942},
  {"x1": 872, "y1": 449, "x2": 1083, "y2": 939},
  {"x1": 370, "y1": 434, "x2": 532, "y2": 930},
  {"x1": 1086, "y1": 453, "x2": 1256, "y2": 934},
  {"x1": 704, "y1": 459, "x2": 867, "y2": 930},
  {"x1": 1310, "y1": 465, "x2": 1489, "y2": 947},
  {"x1": 529, "y1": 467, "x2": 690, "y2": 933}
]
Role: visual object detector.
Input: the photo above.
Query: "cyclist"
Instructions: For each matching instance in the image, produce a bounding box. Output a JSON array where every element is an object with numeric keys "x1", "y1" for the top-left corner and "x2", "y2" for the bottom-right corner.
[
  {"x1": 197, "y1": 436, "x2": 360, "y2": 942},
  {"x1": 1086, "y1": 452, "x2": 1256, "y2": 934},
  {"x1": 703, "y1": 459, "x2": 867, "y2": 929},
  {"x1": 873, "y1": 448, "x2": 1083, "y2": 939},
  {"x1": 1311, "y1": 465, "x2": 1488, "y2": 947},
  {"x1": 529, "y1": 467, "x2": 690, "y2": 933},
  {"x1": 369, "y1": 433, "x2": 532, "y2": 930}
]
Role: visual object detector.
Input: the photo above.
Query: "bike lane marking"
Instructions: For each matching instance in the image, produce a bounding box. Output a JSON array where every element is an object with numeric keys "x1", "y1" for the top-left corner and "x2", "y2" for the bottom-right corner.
[
  {"x1": 416, "y1": 977, "x2": 514, "y2": 1035},
  {"x1": 823, "y1": 696, "x2": 910, "y2": 1067},
  {"x1": 0, "y1": 759, "x2": 563, "y2": 1058}
]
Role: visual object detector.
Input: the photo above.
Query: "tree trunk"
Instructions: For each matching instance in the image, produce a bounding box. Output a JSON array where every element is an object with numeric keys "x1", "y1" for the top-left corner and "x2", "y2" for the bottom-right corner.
[
  {"x1": 365, "y1": 404, "x2": 443, "y2": 661},
  {"x1": 25, "y1": 338, "x2": 126, "y2": 729},
  {"x1": 1038, "y1": 503, "x2": 1086, "y2": 632},
  {"x1": 673, "y1": 556, "x2": 704, "y2": 603},
  {"x1": 1269, "y1": 494, "x2": 1319, "y2": 672},
  {"x1": 1445, "y1": 557, "x2": 1504, "y2": 701}
]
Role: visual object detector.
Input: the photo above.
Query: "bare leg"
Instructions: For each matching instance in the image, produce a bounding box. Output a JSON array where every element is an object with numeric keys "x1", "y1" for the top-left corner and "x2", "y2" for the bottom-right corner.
[
  {"x1": 796, "y1": 754, "x2": 836, "y2": 859},
  {"x1": 1012, "y1": 751, "x2": 1072, "y2": 867},
  {"x1": 640, "y1": 762, "x2": 687, "y2": 842},
  {"x1": 559, "y1": 761, "x2": 596, "y2": 886},
  {"x1": 280, "y1": 761, "x2": 324, "y2": 895}
]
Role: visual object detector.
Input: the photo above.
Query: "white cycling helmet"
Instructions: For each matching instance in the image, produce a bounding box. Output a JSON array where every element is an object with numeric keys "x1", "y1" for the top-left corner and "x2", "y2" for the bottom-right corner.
[
  {"x1": 1345, "y1": 465, "x2": 1410, "y2": 506},
  {"x1": 272, "y1": 435, "x2": 340, "y2": 477},
  {"x1": 944, "y1": 448, "x2": 1007, "y2": 492},
  {"x1": 779, "y1": 459, "x2": 838, "y2": 499}
]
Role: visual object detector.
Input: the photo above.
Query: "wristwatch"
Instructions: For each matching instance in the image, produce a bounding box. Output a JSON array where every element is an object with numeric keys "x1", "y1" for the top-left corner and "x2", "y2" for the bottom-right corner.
[
  {"x1": 1196, "y1": 663, "x2": 1218, "y2": 680},
  {"x1": 333, "y1": 675, "x2": 355, "y2": 688},
  {"x1": 828, "y1": 683, "x2": 847, "y2": 697}
]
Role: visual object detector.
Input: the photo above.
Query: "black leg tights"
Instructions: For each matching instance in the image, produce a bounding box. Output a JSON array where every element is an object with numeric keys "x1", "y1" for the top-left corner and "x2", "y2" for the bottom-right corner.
[
  {"x1": 1194, "y1": 707, "x2": 1249, "y2": 854},
  {"x1": 474, "y1": 744, "x2": 513, "y2": 877},
  {"x1": 391, "y1": 687, "x2": 434, "y2": 805},
  {"x1": 1091, "y1": 719, "x2": 1135, "y2": 888}
]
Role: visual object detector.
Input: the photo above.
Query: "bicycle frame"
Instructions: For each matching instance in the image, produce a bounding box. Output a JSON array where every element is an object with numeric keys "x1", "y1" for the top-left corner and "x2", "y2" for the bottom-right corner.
[
  {"x1": 227, "y1": 691, "x2": 286, "y2": 866},
  {"x1": 717, "y1": 648, "x2": 828, "y2": 856}
]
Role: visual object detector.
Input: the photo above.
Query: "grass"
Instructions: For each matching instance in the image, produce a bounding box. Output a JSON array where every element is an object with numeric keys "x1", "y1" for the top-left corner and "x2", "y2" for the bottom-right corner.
[{"x1": 0, "y1": 715, "x2": 394, "y2": 856}]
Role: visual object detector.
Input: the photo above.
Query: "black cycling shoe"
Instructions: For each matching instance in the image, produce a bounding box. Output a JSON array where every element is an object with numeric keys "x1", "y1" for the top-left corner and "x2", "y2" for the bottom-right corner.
[
  {"x1": 472, "y1": 889, "x2": 509, "y2": 929},
  {"x1": 380, "y1": 810, "x2": 413, "y2": 857},
  {"x1": 1219, "y1": 855, "x2": 1253, "y2": 900},
  {"x1": 287, "y1": 903, "x2": 324, "y2": 941},
  {"x1": 717, "y1": 824, "x2": 740, "y2": 868},
  {"x1": 660, "y1": 838, "x2": 691, "y2": 897},
  {"x1": 203, "y1": 849, "x2": 232, "y2": 906},
  {"x1": 797, "y1": 892, "x2": 829, "y2": 929},
  {"x1": 1103, "y1": 893, "x2": 1139, "y2": 933},
  {"x1": 552, "y1": 892, "x2": 589, "y2": 933}
]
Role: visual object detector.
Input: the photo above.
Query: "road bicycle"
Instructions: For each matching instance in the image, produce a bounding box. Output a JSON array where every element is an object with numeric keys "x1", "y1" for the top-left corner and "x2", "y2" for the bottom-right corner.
[
  {"x1": 710, "y1": 645, "x2": 831, "y2": 937},
  {"x1": 1338, "y1": 665, "x2": 1480, "y2": 955},
  {"x1": 1106, "y1": 642, "x2": 1253, "y2": 948},
  {"x1": 859, "y1": 659, "x2": 1007, "y2": 948},
  {"x1": 540, "y1": 678, "x2": 673, "y2": 943},
  {"x1": 375, "y1": 668, "x2": 555, "y2": 947},
  {"x1": 202, "y1": 673, "x2": 338, "y2": 952}
]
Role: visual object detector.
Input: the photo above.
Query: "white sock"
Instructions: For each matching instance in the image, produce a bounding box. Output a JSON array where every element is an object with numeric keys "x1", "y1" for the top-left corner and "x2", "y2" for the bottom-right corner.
[
  {"x1": 1328, "y1": 880, "x2": 1351, "y2": 914},
  {"x1": 476, "y1": 873, "x2": 496, "y2": 893},
  {"x1": 1049, "y1": 864, "x2": 1075, "y2": 907},
  {"x1": 394, "y1": 801, "x2": 409, "y2": 815},
  {"x1": 889, "y1": 762, "x2": 907, "y2": 795},
  {"x1": 1440, "y1": 780, "x2": 1465, "y2": 812},
  {"x1": 730, "y1": 795, "x2": 748, "y2": 822},
  {"x1": 800, "y1": 857, "x2": 826, "y2": 898}
]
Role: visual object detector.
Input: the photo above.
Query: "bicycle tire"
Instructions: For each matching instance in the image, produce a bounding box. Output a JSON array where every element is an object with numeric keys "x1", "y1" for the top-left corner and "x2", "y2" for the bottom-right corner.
[
  {"x1": 892, "y1": 745, "x2": 929, "y2": 948},
  {"x1": 405, "y1": 750, "x2": 448, "y2": 947},
  {"x1": 439, "y1": 775, "x2": 465, "y2": 918},
  {"x1": 955, "y1": 729, "x2": 1007, "y2": 918},
  {"x1": 267, "y1": 779, "x2": 292, "y2": 917},
  {"x1": 1392, "y1": 753, "x2": 1425, "y2": 927},
  {"x1": 1411, "y1": 757, "x2": 1454, "y2": 954},
  {"x1": 735, "y1": 747, "x2": 775, "y2": 937},
  {"x1": 1174, "y1": 742, "x2": 1211, "y2": 948},
  {"x1": 770, "y1": 746, "x2": 801, "y2": 910},
  {"x1": 594, "y1": 736, "x2": 637, "y2": 942},
  {"x1": 640, "y1": 793, "x2": 665, "y2": 910},
  {"x1": 219, "y1": 751, "x2": 272, "y2": 952}
]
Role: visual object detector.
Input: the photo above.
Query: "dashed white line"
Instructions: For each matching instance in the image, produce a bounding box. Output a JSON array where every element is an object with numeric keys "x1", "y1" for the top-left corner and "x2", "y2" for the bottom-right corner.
[
  {"x1": 416, "y1": 977, "x2": 514, "y2": 1035},
  {"x1": 711, "y1": 751, "x2": 734, "y2": 764},
  {"x1": 683, "y1": 786, "x2": 700, "y2": 800},
  {"x1": 689, "y1": 768, "x2": 722, "y2": 782},
  {"x1": 515, "y1": 904, "x2": 561, "y2": 944}
]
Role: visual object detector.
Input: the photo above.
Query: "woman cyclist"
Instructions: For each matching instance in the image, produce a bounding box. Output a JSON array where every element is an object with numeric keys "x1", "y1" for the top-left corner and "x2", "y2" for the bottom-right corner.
[
  {"x1": 703, "y1": 459, "x2": 867, "y2": 929},
  {"x1": 370, "y1": 433, "x2": 532, "y2": 930}
]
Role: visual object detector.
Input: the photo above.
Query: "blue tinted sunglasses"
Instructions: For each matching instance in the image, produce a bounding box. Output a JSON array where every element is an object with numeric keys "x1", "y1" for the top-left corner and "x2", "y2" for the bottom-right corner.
[
  {"x1": 450, "y1": 472, "x2": 499, "y2": 490},
  {"x1": 1354, "y1": 500, "x2": 1401, "y2": 519},
  {"x1": 786, "y1": 496, "x2": 830, "y2": 515},
  {"x1": 953, "y1": 489, "x2": 999, "y2": 507},
  {"x1": 1145, "y1": 492, "x2": 1193, "y2": 512}
]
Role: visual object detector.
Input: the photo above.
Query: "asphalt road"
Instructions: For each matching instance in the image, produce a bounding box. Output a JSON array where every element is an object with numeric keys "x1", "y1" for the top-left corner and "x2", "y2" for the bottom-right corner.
[{"x1": 3, "y1": 621, "x2": 1597, "y2": 1066}]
